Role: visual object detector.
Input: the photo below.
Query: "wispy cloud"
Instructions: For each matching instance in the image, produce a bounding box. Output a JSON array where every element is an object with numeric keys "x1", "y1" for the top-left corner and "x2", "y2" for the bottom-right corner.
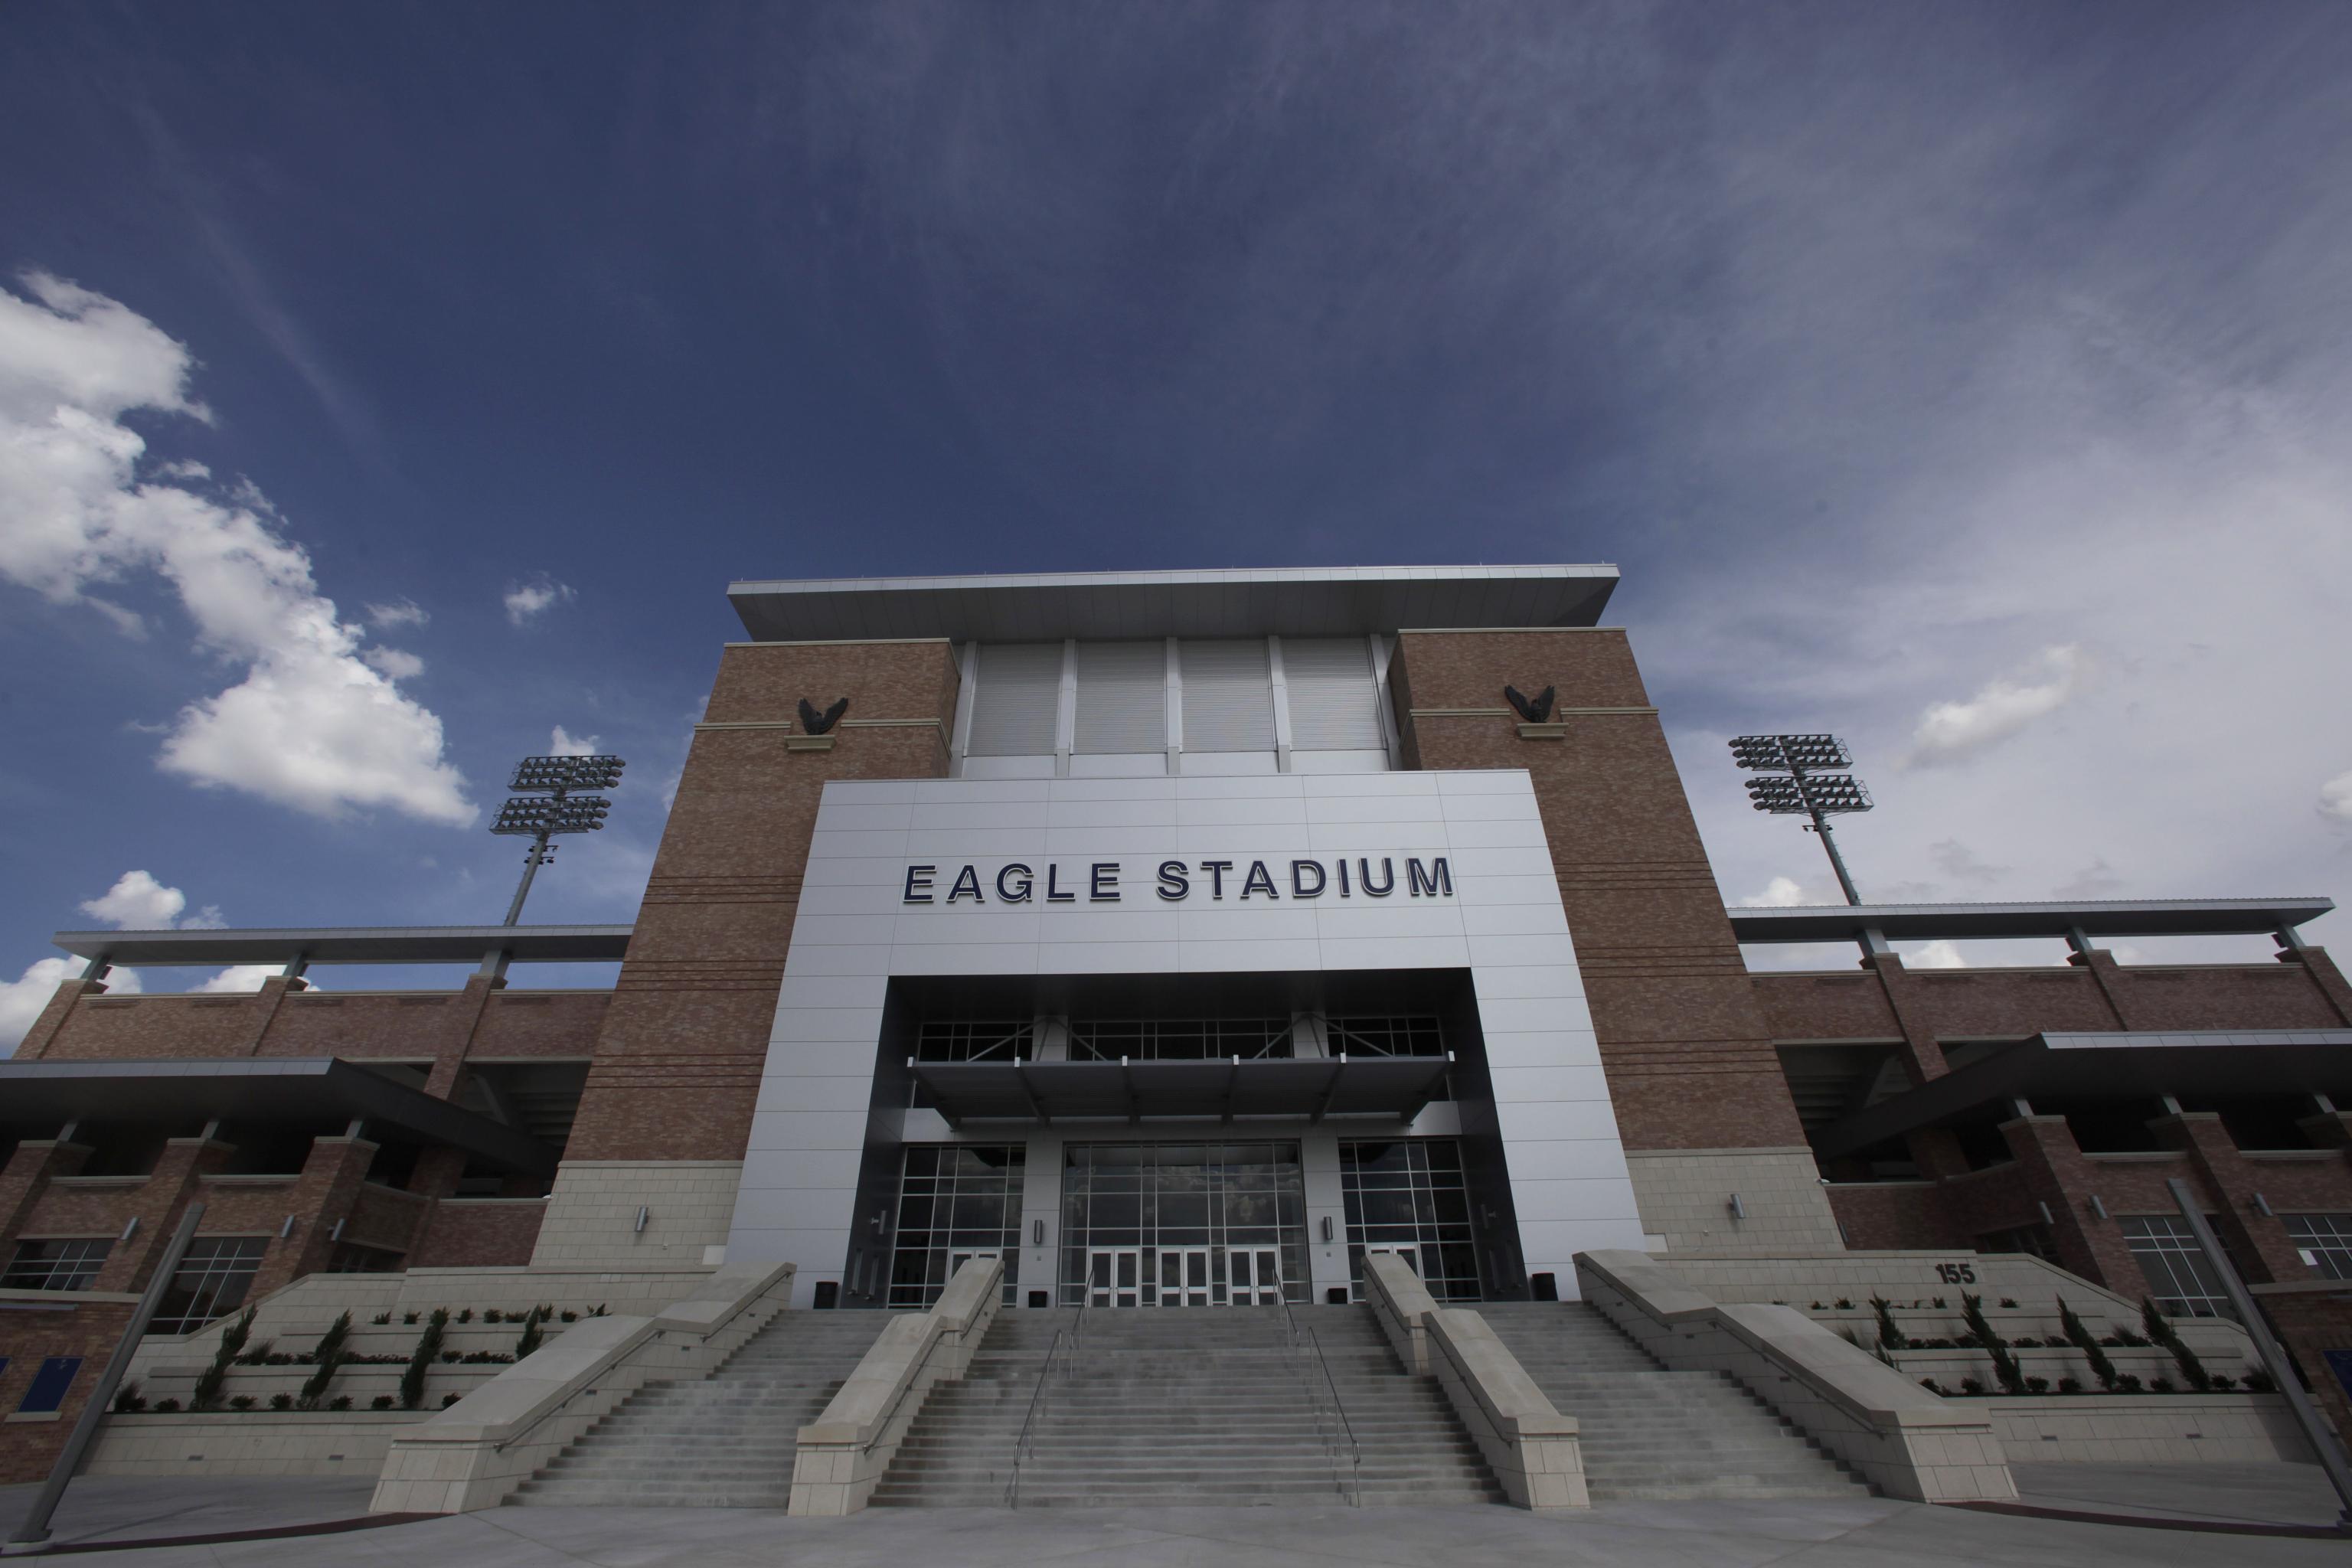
[{"x1": 504, "y1": 574, "x2": 575, "y2": 626}]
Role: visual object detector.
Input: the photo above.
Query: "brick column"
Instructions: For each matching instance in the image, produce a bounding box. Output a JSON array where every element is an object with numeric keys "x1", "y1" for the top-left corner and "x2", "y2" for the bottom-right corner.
[
  {"x1": 0, "y1": 1138, "x2": 93, "y2": 1238},
  {"x1": 90, "y1": 1137, "x2": 236, "y2": 1295},
  {"x1": 2146, "y1": 1112, "x2": 2305, "y2": 1285},
  {"x1": 2279, "y1": 943, "x2": 2352, "y2": 1025},
  {"x1": 1857, "y1": 952, "x2": 1951, "y2": 1085},
  {"x1": 2063, "y1": 947, "x2": 2141, "y2": 1028},
  {"x1": 1994, "y1": 1114, "x2": 2154, "y2": 1298},
  {"x1": 237, "y1": 973, "x2": 309, "y2": 1054},
  {"x1": 12, "y1": 976, "x2": 109, "y2": 1060},
  {"x1": 423, "y1": 975, "x2": 509, "y2": 1099},
  {"x1": 250, "y1": 1135, "x2": 381, "y2": 1298}
]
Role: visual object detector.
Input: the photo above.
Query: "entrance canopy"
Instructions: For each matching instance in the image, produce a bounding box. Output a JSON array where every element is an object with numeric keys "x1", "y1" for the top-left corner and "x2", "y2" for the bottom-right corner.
[{"x1": 911, "y1": 1054, "x2": 1455, "y2": 1125}]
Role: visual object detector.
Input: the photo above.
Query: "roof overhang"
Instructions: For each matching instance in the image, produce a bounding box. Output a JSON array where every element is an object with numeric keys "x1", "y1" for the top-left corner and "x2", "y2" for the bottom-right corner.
[
  {"x1": 1812, "y1": 1029, "x2": 2352, "y2": 1159},
  {"x1": 1729, "y1": 898, "x2": 2332, "y2": 945},
  {"x1": 727, "y1": 565, "x2": 1619, "y2": 643},
  {"x1": 50, "y1": 925, "x2": 634, "y2": 968},
  {"x1": 0, "y1": 1059, "x2": 560, "y2": 1175},
  {"x1": 910, "y1": 1054, "x2": 1454, "y2": 1125}
]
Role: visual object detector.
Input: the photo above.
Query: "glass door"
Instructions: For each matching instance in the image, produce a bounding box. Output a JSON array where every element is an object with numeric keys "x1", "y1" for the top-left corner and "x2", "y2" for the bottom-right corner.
[
  {"x1": 946, "y1": 1249, "x2": 1000, "y2": 1286},
  {"x1": 1157, "y1": 1248, "x2": 1213, "y2": 1306},
  {"x1": 1228, "y1": 1248, "x2": 1282, "y2": 1305},
  {"x1": 1088, "y1": 1247, "x2": 1141, "y2": 1307}
]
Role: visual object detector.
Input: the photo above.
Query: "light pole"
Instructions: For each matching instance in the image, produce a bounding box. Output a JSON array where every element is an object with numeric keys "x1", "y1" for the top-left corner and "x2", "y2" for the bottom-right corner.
[
  {"x1": 491, "y1": 753, "x2": 625, "y2": 926},
  {"x1": 1730, "y1": 733, "x2": 1872, "y2": 906}
]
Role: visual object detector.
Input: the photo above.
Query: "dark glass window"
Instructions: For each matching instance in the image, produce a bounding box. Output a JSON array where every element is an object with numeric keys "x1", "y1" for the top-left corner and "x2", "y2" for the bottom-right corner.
[
  {"x1": 2, "y1": 1239, "x2": 112, "y2": 1292},
  {"x1": 149, "y1": 1237, "x2": 269, "y2": 1335},
  {"x1": 2285, "y1": 1214, "x2": 2352, "y2": 1280},
  {"x1": 889, "y1": 1145, "x2": 1024, "y2": 1309},
  {"x1": 1325, "y1": 1016, "x2": 1444, "y2": 1057},
  {"x1": 1341, "y1": 1138, "x2": 1481, "y2": 1304},
  {"x1": 914, "y1": 1021, "x2": 1034, "y2": 1063},
  {"x1": 17, "y1": 1357, "x2": 82, "y2": 1413}
]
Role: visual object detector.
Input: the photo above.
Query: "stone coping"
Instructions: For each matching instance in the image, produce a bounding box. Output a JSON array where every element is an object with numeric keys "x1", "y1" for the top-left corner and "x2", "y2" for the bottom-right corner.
[{"x1": 799, "y1": 1259, "x2": 998, "y2": 1448}]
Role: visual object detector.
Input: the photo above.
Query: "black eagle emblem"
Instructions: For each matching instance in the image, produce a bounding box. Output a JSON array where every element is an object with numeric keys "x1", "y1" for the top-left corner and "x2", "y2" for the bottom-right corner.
[
  {"x1": 798, "y1": 697, "x2": 850, "y2": 735},
  {"x1": 1504, "y1": 684, "x2": 1555, "y2": 723}
]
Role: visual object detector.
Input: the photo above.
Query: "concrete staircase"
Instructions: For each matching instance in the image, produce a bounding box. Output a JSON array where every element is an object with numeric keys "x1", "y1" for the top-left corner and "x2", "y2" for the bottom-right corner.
[
  {"x1": 1478, "y1": 1302, "x2": 1871, "y2": 1500},
  {"x1": 507, "y1": 1310, "x2": 887, "y2": 1508},
  {"x1": 872, "y1": 1305, "x2": 1503, "y2": 1507}
]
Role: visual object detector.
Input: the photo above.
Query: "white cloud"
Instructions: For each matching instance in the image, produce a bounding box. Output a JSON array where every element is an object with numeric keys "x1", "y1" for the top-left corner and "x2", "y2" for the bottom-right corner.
[
  {"x1": 2322, "y1": 769, "x2": 2352, "y2": 825},
  {"x1": 503, "y1": 574, "x2": 574, "y2": 626},
  {"x1": 1741, "y1": 875, "x2": 1809, "y2": 907},
  {"x1": 0, "y1": 956, "x2": 141, "y2": 1054},
  {"x1": 78, "y1": 868, "x2": 187, "y2": 928},
  {"x1": 180, "y1": 903, "x2": 226, "y2": 929},
  {"x1": 1905, "y1": 940, "x2": 1968, "y2": 969},
  {"x1": 362, "y1": 646, "x2": 425, "y2": 680},
  {"x1": 1929, "y1": 839, "x2": 2007, "y2": 887},
  {"x1": 549, "y1": 724, "x2": 600, "y2": 756},
  {"x1": 1905, "y1": 645, "x2": 2084, "y2": 768},
  {"x1": 0, "y1": 274, "x2": 475, "y2": 825},
  {"x1": 190, "y1": 964, "x2": 284, "y2": 994},
  {"x1": 363, "y1": 597, "x2": 428, "y2": 629}
]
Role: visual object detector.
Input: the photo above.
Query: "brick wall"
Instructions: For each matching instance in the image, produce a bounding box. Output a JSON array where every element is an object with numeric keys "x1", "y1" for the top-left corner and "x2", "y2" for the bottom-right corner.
[{"x1": 0, "y1": 1295, "x2": 136, "y2": 1485}]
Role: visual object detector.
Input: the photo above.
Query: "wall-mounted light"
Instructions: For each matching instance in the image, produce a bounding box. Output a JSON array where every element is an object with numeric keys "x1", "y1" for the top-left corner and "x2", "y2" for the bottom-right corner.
[
  {"x1": 1320, "y1": 1216, "x2": 1335, "y2": 1243},
  {"x1": 869, "y1": 1209, "x2": 885, "y2": 1236},
  {"x1": 119, "y1": 1216, "x2": 139, "y2": 1242},
  {"x1": 2254, "y1": 1192, "x2": 2274, "y2": 1217},
  {"x1": 1728, "y1": 1194, "x2": 1745, "y2": 1220},
  {"x1": 329, "y1": 1218, "x2": 346, "y2": 1242},
  {"x1": 634, "y1": 1205, "x2": 649, "y2": 1234},
  {"x1": 2037, "y1": 1201, "x2": 2055, "y2": 1227},
  {"x1": 1032, "y1": 1219, "x2": 1045, "y2": 1246},
  {"x1": 279, "y1": 1214, "x2": 296, "y2": 1239},
  {"x1": 2089, "y1": 1195, "x2": 2108, "y2": 1220}
]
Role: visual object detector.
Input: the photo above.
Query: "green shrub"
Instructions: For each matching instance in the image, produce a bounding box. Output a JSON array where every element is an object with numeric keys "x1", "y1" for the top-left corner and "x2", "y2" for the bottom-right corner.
[
  {"x1": 1962, "y1": 1294, "x2": 2025, "y2": 1396},
  {"x1": 267, "y1": 1394, "x2": 292, "y2": 1410},
  {"x1": 113, "y1": 1381, "x2": 145, "y2": 1414},
  {"x1": 152, "y1": 1399, "x2": 182, "y2": 1413},
  {"x1": 2057, "y1": 1297, "x2": 2119, "y2": 1391},
  {"x1": 2140, "y1": 1298, "x2": 2211, "y2": 1392},
  {"x1": 230, "y1": 1395, "x2": 257, "y2": 1411},
  {"x1": 371, "y1": 1395, "x2": 396, "y2": 1410},
  {"x1": 515, "y1": 1305, "x2": 547, "y2": 1361},
  {"x1": 400, "y1": 1308, "x2": 448, "y2": 1411},
  {"x1": 191, "y1": 1307, "x2": 257, "y2": 1412},
  {"x1": 1870, "y1": 1295, "x2": 1909, "y2": 1351},
  {"x1": 298, "y1": 1312, "x2": 354, "y2": 1409},
  {"x1": 441, "y1": 1392, "x2": 461, "y2": 1407}
]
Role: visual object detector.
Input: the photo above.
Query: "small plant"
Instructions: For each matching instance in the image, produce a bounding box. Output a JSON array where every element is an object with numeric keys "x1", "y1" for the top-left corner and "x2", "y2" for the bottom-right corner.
[
  {"x1": 2024, "y1": 1376, "x2": 2050, "y2": 1394},
  {"x1": 1918, "y1": 1378, "x2": 1944, "y2": 1395},
  {"x1": 192, "y1": 1306, "x2": 257, "y2": 1412},
  {"x1": 2057, "y1": 1376, "x2": 2084, "y2": 1394},
  {"x1": 400, "y1": 1308, "x2": 448, "y2": 1411},
  {"x1": 2151, "y1": 1376, "x2": 2177, "y2": 1393},
  {"x1": 1833, "y1": 1297, "x2": 1854, "y2": 1311},
  {"x1": 329, "y1": 1395, "x2": 353, "y2": 1411},
  {"x1": 2140, "y1": 1298, "x2": 2212, "y2": 1392},
  {"x1": 441, "y1": 1392, "x2": 461, "y2": 1407},
  {"x1": 1870, "y1": 1295, "x2": 1909, "y2": 1351},
  {"x1": 231, "y1": 1395, "x2": 258, "y2": 1410},
  {"x1": 589, "y1": 1303, "x2": 608, "y2": 1317},
  {"x1": 113, "y1": 1381, "x2": 145, "y2": 1414},
  {"x1": 1932, "y1": 1296, "x2": 1948, "y2": 1309},
  {"x1": 1810, "y1": 1300, "x2": 1824, "y2": 1311},
  {"x1": 559, "y1": 1310, "x2": 578, "y2": 1323},
  {"x1": 1962, "y1": 1294, "x2": 2026, "y2": 1396},
  {"x1": 371, "y1": 1312, "x2": 392, "y2": 1325},
  {"x1": 2244, "y1": 1367, "x2": 2275, "y2": 1393},
  {"x1": 484, "y1": 1308, "x2": 505, "y2": 1325},
  {"x1": 267, "y1": 1393, "x2": 292, "y2": 1411},
  {"x1": 456, "y1": 1308, "x2": 473, "y2": 1324},
  {"x1": 153, "y1": 1398, "x2": 183, "y2": 1413},
  {"x1": 2008, "y1": 1336, "x2": 2040, "y2": 1348},
  {"x1": 1959, "y1": 1377, "x2": 1985, "y2": 1396},
  {"x1": 514, "y1": 1305, "x2": 547, "y2": 1361},
  {"x1": 2116, "y1": 1373, "x2": 2144, "y2": 1393},
  {"x1": 442, "y1": 1352, "x2": 461, "y2": 1364},
  {"x1": 2058, "y1": 1297, "x2": 2120, "y2": 1392},
  {"x1": 403, "y1": 1311, "x2": 420, "y2": 1325},
  {"x1": 299, "y1": 1312, "x2": 354, "y2": 1409},
  {"x1": 2207, "y1": 1375, "x2": 2236, "y2": 1392},
  {"x1": 1999, "y1": 1298, "x2": 2018, "y2": 1310},
  {"x1": 371, "y1": 1395, "x2": 396, "y2": 1410}
]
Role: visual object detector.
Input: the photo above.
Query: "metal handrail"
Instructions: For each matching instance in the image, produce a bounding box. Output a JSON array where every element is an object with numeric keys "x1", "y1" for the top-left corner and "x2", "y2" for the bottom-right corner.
[
  {"x1": 1004, "y1": 1326, "x2": 1074, "y2": 1507},
  {"x1": 1300, "y1": 1325, "x2": 1362, "y2": 1507}
]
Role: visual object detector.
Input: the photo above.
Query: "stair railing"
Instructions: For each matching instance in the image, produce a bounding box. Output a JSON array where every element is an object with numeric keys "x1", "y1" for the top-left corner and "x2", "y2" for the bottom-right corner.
[
  {"x1": 1003, "y1": 1325, "x2": 1075, "y2": 1508},
  {"x1": 1281, "y1": 1308, "x2": 1361, "y2": 1508}
]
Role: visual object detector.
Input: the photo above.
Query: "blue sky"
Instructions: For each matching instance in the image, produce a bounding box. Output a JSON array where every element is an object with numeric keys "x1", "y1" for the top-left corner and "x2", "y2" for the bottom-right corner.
[{"x1": 5, "y1": 2, "x2": 2350, "y2": 1038}]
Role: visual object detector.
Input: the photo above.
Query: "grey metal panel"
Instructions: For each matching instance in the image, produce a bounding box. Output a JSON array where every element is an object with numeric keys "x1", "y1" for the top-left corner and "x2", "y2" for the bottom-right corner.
[
  {"x1": 1179, "y1": 639, "x2": 1276, "y2": 753},
  {"x1": 965, "y1": 643, "x2": 1063, "y2": 756},
  {"x1": 1728, "y1": 898, "x2": 2332, "y2": 944},
  {"x1": 1073, "y1": 641, "x2": 1168, "y2": 756},
  {"x1": 50, "y1": 925, "x2": 634, "y2": 967},
  {"x1": 0, "y1": 1058, "x2": 559, "y2": 1174},
  {"x1": 727, "y1": 564, "x2": 1619, "y2": 642},
  {"x1": 1282, "y1": 638, "x2": 1383, "y2": 752}
]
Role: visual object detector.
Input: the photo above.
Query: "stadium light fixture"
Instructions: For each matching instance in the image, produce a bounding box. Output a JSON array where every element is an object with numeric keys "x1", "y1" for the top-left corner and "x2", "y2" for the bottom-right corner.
[
  {"x1": 1729, "y1": 732, "x2": 1871, "y2": 906},
  {"x1": 490, "y1": 753, "x2": 626, "y2": 925}
]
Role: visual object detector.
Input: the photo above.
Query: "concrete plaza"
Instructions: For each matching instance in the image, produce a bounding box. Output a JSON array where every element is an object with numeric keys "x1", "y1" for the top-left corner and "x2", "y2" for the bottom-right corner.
[{"x1": 3, "y1": 1464, "x2": 2347, "y2": 1566}]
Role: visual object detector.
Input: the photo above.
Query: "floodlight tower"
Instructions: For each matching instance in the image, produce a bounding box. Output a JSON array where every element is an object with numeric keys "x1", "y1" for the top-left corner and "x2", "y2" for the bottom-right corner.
[
  {"x1": 1729, "y1": 733, "x2": 1872, "y2": 906},
  {"x1": 490, "y1": 753, "x2": 625, "y2": 926}
]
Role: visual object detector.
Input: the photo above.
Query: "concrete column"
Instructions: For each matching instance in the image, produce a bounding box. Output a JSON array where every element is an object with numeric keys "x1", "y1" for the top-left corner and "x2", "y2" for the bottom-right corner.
[
  {"x1": 91, "y1": 1137, "x2": 236, "y2": 1295},
  {"x1": 1857, "y1": 953, "x2": 1951, "y2": 1085},
  {"x1": 250, "y1": 1135, "x2": 383, "y2": 1298},
  {"x1": 1017, "y1": 1132, "x2": 1064, "y2": 1306},
  {"x1": 1994, "y1": 1115, "x2": 2154, "y2": 1299},
  {"x1": 2147, "y1": 1112, "x2": 2305, "y2": 1285},
  {"x1": 1299, "y1": 1129, "x2": 1350, "y2": 1303}
]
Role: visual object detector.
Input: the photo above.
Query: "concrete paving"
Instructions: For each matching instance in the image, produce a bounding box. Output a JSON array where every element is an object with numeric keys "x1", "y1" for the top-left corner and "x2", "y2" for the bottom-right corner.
[
  {"x1": 0, "y1": 1469, "x2": 2346, "y2": 1566},
  {"x1": 2007, "y1": 1459, "x2": 2345, "y2": 1530},
  {"x1": 0, "y1": 1475, "x2": 379, "y2": 1553}
]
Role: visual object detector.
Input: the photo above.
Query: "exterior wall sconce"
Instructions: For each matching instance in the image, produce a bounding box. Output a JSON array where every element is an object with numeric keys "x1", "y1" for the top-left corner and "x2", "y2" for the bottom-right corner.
[
  {"x1": 1032, "y1": 1219, "x2": 1045, "y2": 1246},
  {"x1": 119, "y1": 1216, "x2": 139, "y2": 1242},
  {"x1": 279, "y1": 1214, "x2": 296, "y2": 1238},
  {"x1": 2254, "y1": 1192, "x2": 2274, "y2": 1217},
  {"x1": 1727, "y1": 1194, "x2": 1744, "y2": 1220},
  {"x1": 2089, "y1": 1195, "x2": 2108, "y2": 1219},
  {"x1": 2037, "y1": 1200, "x2": 2055, "y2": 1227},
  {"x1": 868, "y1": 1209, "x2": 885, "y2": 1236},
  {"x1": 634, "y1": 1205, "x2": 649, "y2": 1233},
  {"x1": 329, "y1": 1218, "x2": 346, "y2": 1242},
  {"x1": 1320, "y1": 1216, "x2": 1334, "y2": 1243}
]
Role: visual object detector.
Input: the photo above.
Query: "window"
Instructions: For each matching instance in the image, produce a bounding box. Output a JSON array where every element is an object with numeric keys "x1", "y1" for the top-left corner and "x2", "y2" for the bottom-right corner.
[
  {"x1": 1057, "y1": 1142, "x2": 1308, "y2": 1307},
  {"x1": 2, "y1": 1239, "x2": 112, "y2": 1292},
  {"x1": 2118, "y1": 1215, "x2": 2233, "y2": 1318},
  {"x1": 1069, "y1": 1018, "x2": 1292, "y2": 1062},
  {"x1": 1341, "y1": 1139, "x2": 1480, "y2": 1304},
  {"x1": 1325, "y1": 1016, "x2": 1444, "y2": 1057},
  {"x1": 2285, "y1": 1214, "x2": 2352, "y2": 1280},
  {"x1": 890, "y1": 1146, "x2": 1024, "y2": 1309},
  {"x1": 149, "y1": 1237, "x2": 269, "y2": 1334},
  {"x1": 15, "y1": 1357, "x2": 83, "y2": 1414},
  {"x1": 915, "y1": 1020, "x2": 1034, "y2": 1063}
]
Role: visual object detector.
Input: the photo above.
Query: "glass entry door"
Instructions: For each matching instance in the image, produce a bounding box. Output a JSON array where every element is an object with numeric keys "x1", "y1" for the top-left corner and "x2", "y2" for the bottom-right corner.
[
  {"x1": 1088, "y1": 1248, "x2": 1141, "y2": 1308},
  {"x1": 1228, "y1": 1248, "x2": 1282, "y2": 1305},
  {"x1": 947, "y1": 1248, "x2": 999, "y2": 1285},
  {"x1": 1159, "y1": 1248, "x2": 1213, "y2": 1306}
]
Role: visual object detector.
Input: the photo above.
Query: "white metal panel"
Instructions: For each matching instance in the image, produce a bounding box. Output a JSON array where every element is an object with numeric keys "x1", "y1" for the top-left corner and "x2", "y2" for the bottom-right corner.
[
  {"x1": 966, "y1": 642, "x2": 1063, "y2": 756},
  {"x1": 1282, "y1": 637, "x2": 1386, "y2": 752},
  {"x1": 1178, "y1": 639, "x2": 1275, "y2": 753},
  {"x1": 1073, "y1": 641, "x2": 1168, "y2": 755}
]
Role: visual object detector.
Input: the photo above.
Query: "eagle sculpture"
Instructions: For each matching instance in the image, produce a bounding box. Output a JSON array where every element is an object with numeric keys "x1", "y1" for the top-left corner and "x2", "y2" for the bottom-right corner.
[
  {"x1": 798, "y1": 697, "x2": 850, "y2": 735},
  {"x1": 1504, "y1": 684, "x2": 1556, "y2": 724}
]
